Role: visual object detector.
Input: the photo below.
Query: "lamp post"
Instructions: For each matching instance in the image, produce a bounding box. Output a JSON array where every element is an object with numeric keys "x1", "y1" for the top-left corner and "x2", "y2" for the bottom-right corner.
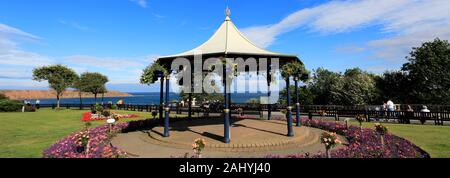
[{"x1": 106, "y1": 118, "x2": 115, "y2": 133}]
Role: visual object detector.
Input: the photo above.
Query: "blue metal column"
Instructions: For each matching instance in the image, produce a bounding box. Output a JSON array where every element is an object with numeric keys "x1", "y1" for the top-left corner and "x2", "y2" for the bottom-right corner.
[
  {"x1": 295, "y1": 78, "x2": 300, "y2": 126},
  {"x1": 163, "y1": 76, "x2": 170, "y2": 137},
  {"x1": 267, "y1": 60, "x2": 272, "y2": 120},
  {"x1": 159, "y1": 77, "x2": 164, "y2": 120},
  {"x1": 188, "y1": 63, "x2": 193, "y2": 119},
  {"x1": 223, "y1": 62, "x2": 230, "y2": 143},
  {"x1": 286, "y1": 78, "x2": 294, "y2": 137}
]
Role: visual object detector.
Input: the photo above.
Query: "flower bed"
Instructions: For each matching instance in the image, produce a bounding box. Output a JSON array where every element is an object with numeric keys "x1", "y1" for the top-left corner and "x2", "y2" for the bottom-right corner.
[
  {"x1": 81, "y1": 112, "x2": 139, "y2": 122},
  {"x1": 44, "y1": 117, "x2": 429, "y2": 158},
  {"x1": 266, "y1": 118, "x2": 430, "y2": 158},
  {"x1": 237, "y1": 115, "x2": 257, "y2": 119},
  {"x1": 43, "y1": 116, "x2": 205, "y2": 158},
  {"x1": 43, "y1": 123, "x2": 129, "y2": 158}
]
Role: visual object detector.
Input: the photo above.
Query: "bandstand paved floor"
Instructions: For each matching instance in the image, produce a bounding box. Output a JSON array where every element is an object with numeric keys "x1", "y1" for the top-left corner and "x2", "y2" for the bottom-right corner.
[{"x1": 111, "y1": 118, "x2": 346, "y2": 158}]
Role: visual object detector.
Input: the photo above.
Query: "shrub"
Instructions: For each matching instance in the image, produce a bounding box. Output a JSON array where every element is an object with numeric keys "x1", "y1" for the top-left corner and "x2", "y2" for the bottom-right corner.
[
  {"x1": 24, "y1": 104, "x2": 36, "y2": 112},
  {"x1": 102, "y1": 110, "x2": 111, "y2": 117},
  {"x1": 151, "y1": 110, "x2": 158, "y2": 119},
  {"x1": 0, "y1": 99, "x2": 23, "y2": 112},
  {"x1": 111, "y1": 104, "x2": 118, "y2": 110},
  {"x1": 95, "y1": 103, "x2": 103, "y2": 113},
  {"x1": 91, "y1": 103, "x2": 105, "y2": 114},
  {"x1": 90, "y1": 108, "x2": 97, "y2": 114},
  {"x1": 0, "y1": 93, "x2": 8, "y2": 100}
]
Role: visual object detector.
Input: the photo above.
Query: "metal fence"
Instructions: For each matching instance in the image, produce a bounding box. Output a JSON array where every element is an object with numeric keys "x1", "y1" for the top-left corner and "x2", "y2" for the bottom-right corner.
[{"x1": 36, "y1": 103, "x2": 450, "y2": 125}]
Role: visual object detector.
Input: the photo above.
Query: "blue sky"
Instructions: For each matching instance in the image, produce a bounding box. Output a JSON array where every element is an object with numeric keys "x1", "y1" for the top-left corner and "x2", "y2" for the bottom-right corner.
[{"x1": 1, "y1": 0, "x2": 449, "y2": 92}]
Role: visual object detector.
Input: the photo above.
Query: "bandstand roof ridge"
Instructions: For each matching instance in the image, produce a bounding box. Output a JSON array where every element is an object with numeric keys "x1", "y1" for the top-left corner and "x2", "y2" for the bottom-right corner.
[{"x1": 158, "y1": 7, "x2": 298, "y2": 60}]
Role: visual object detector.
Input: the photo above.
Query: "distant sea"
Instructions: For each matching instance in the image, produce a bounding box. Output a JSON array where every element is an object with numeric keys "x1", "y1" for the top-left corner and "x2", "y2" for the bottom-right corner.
[{"x1": 35, "y1": 92, "x2": 272, "y2": 105}]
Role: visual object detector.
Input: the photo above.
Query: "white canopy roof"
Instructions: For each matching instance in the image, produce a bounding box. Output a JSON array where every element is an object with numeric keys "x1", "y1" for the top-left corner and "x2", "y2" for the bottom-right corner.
[{"x1": 158, "y1": 8, "x2": 298, "y2": 60}]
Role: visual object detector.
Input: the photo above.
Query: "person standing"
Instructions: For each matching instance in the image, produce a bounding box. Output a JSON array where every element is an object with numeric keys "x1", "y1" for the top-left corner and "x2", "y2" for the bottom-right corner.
[
  {"x1": 386, "y1": 100, "x2": 395, "y2": 112},
  {"x1": 404, "y1": 105, "x2": 414, "y2": 124},
  {"x1": 36, "y1": 99, "x2": 40, "y2": 109}
]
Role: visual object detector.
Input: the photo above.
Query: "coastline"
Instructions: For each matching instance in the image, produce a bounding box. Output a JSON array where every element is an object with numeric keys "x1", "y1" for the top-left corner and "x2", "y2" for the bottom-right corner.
[{"x1": 0, "y1": 90, "x2": 132, "y2": 100}]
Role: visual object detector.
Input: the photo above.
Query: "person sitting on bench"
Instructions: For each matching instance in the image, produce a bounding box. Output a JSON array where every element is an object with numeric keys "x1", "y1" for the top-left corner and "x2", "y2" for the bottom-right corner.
[{"x1": 421, "y1": 105, "x2": 430, "y2": 112}]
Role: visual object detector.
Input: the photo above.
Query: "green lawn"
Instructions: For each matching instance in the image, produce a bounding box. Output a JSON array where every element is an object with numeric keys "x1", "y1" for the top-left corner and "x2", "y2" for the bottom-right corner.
[
  {"x1": 1, "y1": 109, "x2": 449, "y2": 158},
  {"x1": 0, "y1": 108, "x2": 170, "y2": 158},
  {"x1": 350, "y1": 121, "x2": 450, "y2": 158}
]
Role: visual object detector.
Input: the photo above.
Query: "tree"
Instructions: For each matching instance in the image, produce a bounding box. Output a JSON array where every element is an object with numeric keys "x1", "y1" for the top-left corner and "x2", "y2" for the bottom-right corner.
[
  {"x1": 73, "y1": 76, "x2": 85, "y2": 108},
  {"x1": 99, "y1": 85, "x2": 108, "y2": 103},
  {"x1": 79, "y1": 72, "x2": 109, "y2": 102},
  {"x1": 306, "y1": 68, "x2": 377, "y2": 105},
  {"x1": 308, "y1": 68, "x2": 343, "y2": 105},
  {"x1": 401, "y1": 38, "x2": 450, "y2": 104},
  {"x1": 340, "y1": 68, "x2": 377, "y2": 105},
  {"x1": 33, "y1": 65, "x2": 78, "y2": 109},
  {"x1": 375, "y1": 71, "x2": 410, "y2": 103},
  {"x1": 279, "y1": 61, "x2": 310, "y2": 104},
  {"x1": 280, "y1": 85, "x2": 315, "y2": 105}
]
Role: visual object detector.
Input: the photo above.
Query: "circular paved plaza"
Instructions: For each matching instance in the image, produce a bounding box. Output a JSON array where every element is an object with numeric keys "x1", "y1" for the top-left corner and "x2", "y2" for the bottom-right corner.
[{"x1": 111, "y1": 118, "x2": 346, "y2": 158}]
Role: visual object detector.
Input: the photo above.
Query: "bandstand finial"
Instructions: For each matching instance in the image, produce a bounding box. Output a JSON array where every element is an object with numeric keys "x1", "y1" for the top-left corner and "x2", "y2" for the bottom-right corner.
[{"x1": 225, "y1": 6, "x2": 231, "y2": 20}]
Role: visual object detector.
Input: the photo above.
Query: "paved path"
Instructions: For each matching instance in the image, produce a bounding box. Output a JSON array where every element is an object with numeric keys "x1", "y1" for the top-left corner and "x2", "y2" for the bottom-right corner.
[{"x1": 112, "y1": 119, "x2": 346, "y2": 158}]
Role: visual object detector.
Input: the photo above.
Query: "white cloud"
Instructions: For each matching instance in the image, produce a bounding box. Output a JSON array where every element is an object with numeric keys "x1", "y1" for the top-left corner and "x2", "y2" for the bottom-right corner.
[
  {"x1": 0, "y1": 49, "x2": 53, "y2": 66},
  {"x1": 0, "y1": 23, "x2": 53, "y2": 66},
  {"x1": 241, "y1": 0, "x2": 450, "y2": 62},
  {"x1": 64, "y1": 55, "x2": 144, "y2": 71},
  {"x1": 63, "y1": 55, "x2": 154, "y2": 84},
  {"x1": 0, "y1": 23, "x2": 40, "y2": 40},
  {"x1": 334, "y1": 44, "x2": 366, "y2": 53},
  {"x1": 130, "y1": 0, "x2": 147, "y2": 8},
  {"x1": 0, "y1": 23, "x2": 161, "y2": 90},
  {"x1": 0, "y1": 68, "x2": 33, "y2": 79},
  {"x1": 0, "y1": 78, "x2": 48, "y2": 89},
  {"x1": 59, "y1": 20, "x2": 91, "y2": 32}
]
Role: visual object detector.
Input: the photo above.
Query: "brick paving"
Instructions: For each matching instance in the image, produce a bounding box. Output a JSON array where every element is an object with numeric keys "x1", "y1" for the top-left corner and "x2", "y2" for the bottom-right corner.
[{"x1": 111, "y1": 118, "x2": 346, "y2": 158}]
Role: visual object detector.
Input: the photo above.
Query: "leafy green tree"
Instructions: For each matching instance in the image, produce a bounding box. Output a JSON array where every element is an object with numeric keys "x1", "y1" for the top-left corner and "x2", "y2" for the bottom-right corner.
[
  {"x1": 375, "y1": 71, "x2": 409, "y2": 103},
  {"x1": 179, "y1": 91, "x2": 224, "y2": 104},
  {"x1": 401, "y1": 38, "x2": 450, "y2": 104},
  {"x1": 73, "y1": 75, "x2": 85, "y2": 107},
  {"x1": 279, "y1": 61, "x2": 311, "y2": 104},
  {"x1": 306, "y1": 68, "x2": 377, "y2": 105},
  {"x1": 32, "y1": 65, "x2": 78, "y2": 108},
  {"x1": 79, "y1": 72, "x2": 109, "y2": 102},
  {"x1": 340, "y1": 68, "x2": 377, "y2": 105},
  {"x1": 308, "y1": 68, "x2": 343, "y2": 105},
  {"x1": 280, "y1": 85, "x2": 315, "y2": 105}
]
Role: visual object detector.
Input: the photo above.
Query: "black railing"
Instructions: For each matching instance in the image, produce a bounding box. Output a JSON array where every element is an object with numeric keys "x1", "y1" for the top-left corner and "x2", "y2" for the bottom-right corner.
[{"x1": 36, "y1": 103, "x2": 449, "y2": 125}]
